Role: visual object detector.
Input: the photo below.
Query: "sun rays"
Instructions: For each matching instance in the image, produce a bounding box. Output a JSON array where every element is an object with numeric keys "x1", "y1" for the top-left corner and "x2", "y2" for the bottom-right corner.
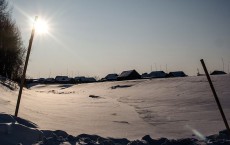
[{"x1": 35, "y1": 19, "x2": 49, "y2": 34}]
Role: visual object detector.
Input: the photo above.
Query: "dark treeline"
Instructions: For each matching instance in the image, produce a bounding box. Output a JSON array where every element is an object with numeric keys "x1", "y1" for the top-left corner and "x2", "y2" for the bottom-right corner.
[{"x1": 0, "y1": 0, "x2": 25, "y2": 81}]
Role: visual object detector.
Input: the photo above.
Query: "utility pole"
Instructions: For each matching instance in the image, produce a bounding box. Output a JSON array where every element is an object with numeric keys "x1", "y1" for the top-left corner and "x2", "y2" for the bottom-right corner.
[
  {"x1": 201, "y1": 59, "x2": 230, "y2": 136},
  {"x1": 15, "y1": 16, "x2": 38, "y2": 117}
]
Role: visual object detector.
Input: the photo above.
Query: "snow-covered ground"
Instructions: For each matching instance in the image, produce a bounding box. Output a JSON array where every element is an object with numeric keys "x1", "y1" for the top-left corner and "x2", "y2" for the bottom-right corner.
[
  {"x1": 0, "y1": 75, "x2": 230, "y2": 141},
  {"x1": 1, "y1": 113, "x2": 229, "y2": 145}
]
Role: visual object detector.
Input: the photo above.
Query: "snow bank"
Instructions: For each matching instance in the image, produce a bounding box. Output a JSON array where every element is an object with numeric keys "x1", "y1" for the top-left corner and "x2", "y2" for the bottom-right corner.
[
  {"x1": 0, "y1": 113, "x2": 230, "y2": 145},
  {"x1": 0, "y1": 114, "x2": 42, "y2": 145}
]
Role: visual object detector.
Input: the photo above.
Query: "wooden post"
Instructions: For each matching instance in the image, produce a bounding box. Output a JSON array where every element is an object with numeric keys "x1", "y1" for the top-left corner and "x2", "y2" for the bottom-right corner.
[
  {"x1": 15, "y1": 16, "x2": 38, "y2": 117},
  {"x1": 200, "y1": 59, "x2": 230, "y2": 135}
]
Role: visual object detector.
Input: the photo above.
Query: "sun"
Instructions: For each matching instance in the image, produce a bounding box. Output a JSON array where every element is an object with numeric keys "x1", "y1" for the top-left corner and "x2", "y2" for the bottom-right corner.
[{"x1": 35, "y1": 19, "x2": 49, "y2": 34}]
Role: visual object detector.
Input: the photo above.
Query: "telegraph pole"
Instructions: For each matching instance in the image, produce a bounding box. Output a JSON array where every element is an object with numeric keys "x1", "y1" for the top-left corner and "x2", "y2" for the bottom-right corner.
[
  {"x1": 15, "y1": 16, "x2": 38, "y2": 117},
  {"x1": 200, "y1": 59, "x2": 230, "y2": 136}
]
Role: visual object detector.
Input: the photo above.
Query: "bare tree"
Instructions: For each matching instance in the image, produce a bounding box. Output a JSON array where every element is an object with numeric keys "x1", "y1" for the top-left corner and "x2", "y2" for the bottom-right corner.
[{"x1": 0, "y1": 0, "x2": 25, "y2": 81}]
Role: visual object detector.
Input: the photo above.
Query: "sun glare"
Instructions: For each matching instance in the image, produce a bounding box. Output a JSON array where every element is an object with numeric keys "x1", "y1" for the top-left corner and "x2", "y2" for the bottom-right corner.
[{"x1": 35, "y1": 19, "x2": 49, "y2": 34}]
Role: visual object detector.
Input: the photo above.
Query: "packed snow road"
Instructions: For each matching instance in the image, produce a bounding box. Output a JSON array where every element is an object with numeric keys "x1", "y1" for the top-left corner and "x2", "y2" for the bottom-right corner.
[{"x1": 0, "y1": 75, "x2": 230, "y2": 140}]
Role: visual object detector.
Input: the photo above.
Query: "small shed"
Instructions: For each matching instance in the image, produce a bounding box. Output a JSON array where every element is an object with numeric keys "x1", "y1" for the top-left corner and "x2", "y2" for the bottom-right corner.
[
  {"x1": 167, "y1": 71, "x2": 187, "y2": 77},
  {"x1": 149, "y1": 71, "x2": 167, "y2": 78},
  {"x1": 38, "y1": 78, "x2": 46, "y2": 84},
  {"x1": 84, "y1": 77, "x2": 96, "y2": 83},
  {"x1": 74, "y1": 76, "x2": 85, "y2": 83},
  {"x1": 117, "y1": 70, "x2": 141, "y2": 81},
  {"x1": 26, "y1": 79, "x2": 36, "y2": 84},
  {"x1": 55, "y1": 76, "x2": 71, "y2": 84},
  {"x1": 210, "y1": 70, "x2": 227, "y2": 75},
  {"x1": 45, "y1": 78, "x2": 55, "y2": 84},
  {"x1": 105, "y1": 73, "x2": 118, "y2": 81},
  {"x1": 74, "y1": 76, "x2": 96, "y2": 83},
  {"x1": 141, "y1": 73, "x2": 149, "y2": 79}
]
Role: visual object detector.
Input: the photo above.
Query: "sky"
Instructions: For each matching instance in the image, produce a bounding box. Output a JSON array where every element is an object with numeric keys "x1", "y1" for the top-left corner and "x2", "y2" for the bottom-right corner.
[{"x1": 8, "y1": 0, "x2": 230, "y2": 78}]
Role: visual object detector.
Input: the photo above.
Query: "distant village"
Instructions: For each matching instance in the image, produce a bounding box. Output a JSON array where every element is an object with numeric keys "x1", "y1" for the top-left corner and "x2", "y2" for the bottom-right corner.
[{"x1": 26, "y1": 69, "x2": 228, "y2": 85}]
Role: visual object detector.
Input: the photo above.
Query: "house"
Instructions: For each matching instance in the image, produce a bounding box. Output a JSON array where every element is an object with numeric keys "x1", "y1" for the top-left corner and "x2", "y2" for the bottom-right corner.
[
  {"x1": 167, "y1": 71, "x2": 187, "y2": 77},
  {"x1": 117, "y1": 70, "x2": 141, "y2": 81},
  {"x1": 141, "y1": 73, "x2": 149, "y2": 79},
  {"x1": 210, "y1": 70, "x2": 227, "y2": 75},
  {"x1": 74, "y1": 76, "x2": 96, "y2": 83},
  {"x1": 84, "y1": 77, "x2": 96, "y2": 83},
  {"x1": 55, "y1": 76, "x2": 71, "y2": 84},
  {"x1": 104, "y1": 73, "x2": 118, "y2": 81},
  {"x1": 38, "y1": 78, "x2": 46, "y2": 84},
  {"x1": 25, "y1": 79, "x2": 36, "y2": 84},
  {"x1": 45, "y1": 78, "x2": 55, "y2": 84},
  {"x1": 74, "y1": 76, "x2": 86, "y2": 83},
  {"x1": 148, "y1": 71, "x2": 167, "y2": 78}
]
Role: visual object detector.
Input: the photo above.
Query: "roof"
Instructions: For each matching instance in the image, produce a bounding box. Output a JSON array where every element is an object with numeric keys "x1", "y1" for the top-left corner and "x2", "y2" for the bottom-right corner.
[
  {"x1": 55, "y1": 76, "x2": 70, "y2": 81},
  {"x1": 105, "y1": 74, "x2": 118, "y2": 80},
  {"x1": 38, "y1": 78, "x2": 45, "y2": 81},
  {"x1": 210, "y1": 70, "x2": 227, "y2": 75},
  {"x1": 118, "y1": 70, "x2": 136, "y2": 78},
  {"x1": 46, "y1": 78, "x2": 55, "y2": 81},
  {"x1": 85, "y1": 77, "x2": 96, "y2": 82},
  {"x1": 74, "y1": 76, "x2": 86, "y2": 79},
  {"x1": 74, "y1": 76, "x2": 96, "y2": 82},
  {"x1": 141, "y1": 73, "x2": 149, "y2": 78},
  {"x1": 149, "y1": 71, "x2": 167, "y2": 78},
  {"x1": 149, "y1": 71, "x2": 165, "y2": 74},
  {"x1": 55, "y1": 76, "x2": 68, "y2": 79},
  {"x1": 169, "y1": 71, "x2": 186, "y2": 77},
  {"x1": 74, "y1": 76, "x2": 86, "y2": 82}
]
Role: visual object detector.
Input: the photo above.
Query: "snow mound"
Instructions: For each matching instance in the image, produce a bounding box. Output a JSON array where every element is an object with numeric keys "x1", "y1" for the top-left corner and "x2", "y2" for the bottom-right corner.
[
  {"x1": 0, "y1": 114, "x2": 42, "y2": 145},
  {"x1": 1, "y1": 114, "x2": 230, "y2": 145}
]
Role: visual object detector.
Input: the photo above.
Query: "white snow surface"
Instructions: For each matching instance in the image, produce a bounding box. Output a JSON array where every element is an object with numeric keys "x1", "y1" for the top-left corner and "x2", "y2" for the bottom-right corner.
[{"x1": 0, "y1": 75, "x2": 230, "y2": 140}]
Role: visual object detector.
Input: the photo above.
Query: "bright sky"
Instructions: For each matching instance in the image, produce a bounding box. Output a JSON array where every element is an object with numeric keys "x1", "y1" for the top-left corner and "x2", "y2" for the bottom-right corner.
[{"x1": 9, "y1": 0, "x2": 230, "y2": 78}]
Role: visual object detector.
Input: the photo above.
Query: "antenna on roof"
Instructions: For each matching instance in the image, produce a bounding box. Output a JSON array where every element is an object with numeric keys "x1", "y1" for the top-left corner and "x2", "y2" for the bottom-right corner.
[
  {"x1": 151, "y1": 65, "x2": 152, "y2": 72},
  {"x1": 222, "y1": 58, "x2": 224, "y2": 72},
  {"x1": 228, "y1": 62, "x2": 230, "y2": 74},
  {"x1": 49, "y1": 69, "x2": 52, "y2": 78},
  {"x1": 166, "y1": 64, "x2": 168, "y2": 73},
  {"x1": 155, "y1": 63, "x2": 157, "y2": 71}
]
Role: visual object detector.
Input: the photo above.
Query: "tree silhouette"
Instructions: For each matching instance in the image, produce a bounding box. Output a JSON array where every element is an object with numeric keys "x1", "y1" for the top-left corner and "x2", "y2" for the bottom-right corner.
[{"x1": 0, "y1": 0, "x2": 25, "y2": 81}]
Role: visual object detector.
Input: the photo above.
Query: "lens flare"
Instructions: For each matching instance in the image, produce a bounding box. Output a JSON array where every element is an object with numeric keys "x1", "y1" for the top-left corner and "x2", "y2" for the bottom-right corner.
[
  {"x1": 35, "y1": 19, "x2": 49, "y2": 34},
  {"x1": 185, "y1": 125, "x2": 206, "y2": 141}
]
